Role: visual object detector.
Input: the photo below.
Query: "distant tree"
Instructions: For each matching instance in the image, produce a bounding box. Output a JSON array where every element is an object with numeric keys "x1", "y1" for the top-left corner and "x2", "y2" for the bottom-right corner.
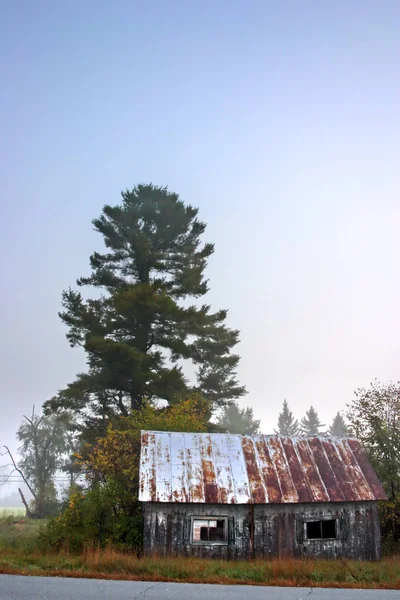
[
  {"x1": 329, "y1": 412, "x2": 348, "y2": 436},
  {"x1": 216, "y1": 401, "x2": 260, "y2": 435},
  {"x1": 3, "y1": 408, "x2": 71, "y2": 518},
  {"x1": 300, "y1": 406, "x2": 325, "y2": 436},
  {"x1": 45, "y1": 184, "x2": 245, "y2": 436},
  {"x1": 346, "y1": 380, "x2": 400, "y2": 499},
  {"x1": 274, "y1": 400, "x2": 299, "y2": 436}
]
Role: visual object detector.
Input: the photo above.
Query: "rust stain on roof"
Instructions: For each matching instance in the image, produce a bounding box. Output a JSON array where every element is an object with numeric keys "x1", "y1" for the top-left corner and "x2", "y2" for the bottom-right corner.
[
  {"x1": 139, "y1": 432, "x2": 387, "y2": 504},
  {"x1": 241, "y1": 437, "x2": 267, "y2": 504},
  {"x1": 281, "y1": 438, "x2": 313, "y2": 503},
  {"x1": 308, "y1": 437, "x2": 345, "y2": 502},
  {"x1": 255, "y1": 439, "x2": 282, "y2": 503},
  {"x1": 268, "y1": 437, "x2": 299, "y2": 503}
]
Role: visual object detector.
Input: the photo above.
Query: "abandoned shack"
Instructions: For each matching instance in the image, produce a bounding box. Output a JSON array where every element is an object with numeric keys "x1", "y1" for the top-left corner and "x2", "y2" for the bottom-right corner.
[{"x1": 139, "y1": 431, "x2": 387, "y2": 560}]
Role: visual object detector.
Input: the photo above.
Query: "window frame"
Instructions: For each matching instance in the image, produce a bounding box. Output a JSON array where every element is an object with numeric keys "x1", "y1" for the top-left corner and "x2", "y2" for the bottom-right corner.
[
  {"x1": 304, "y1": 518, "x2": 338, "y2": 541},
  {"x1": 190, "y1": 516, "x2": 229, "y2": 546}
]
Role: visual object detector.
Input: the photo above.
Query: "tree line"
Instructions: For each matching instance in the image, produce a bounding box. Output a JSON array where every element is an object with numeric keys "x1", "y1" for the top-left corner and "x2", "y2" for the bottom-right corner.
[
  {"x1": 2, "y1": 184, "x2": 399, "y2": 552},
  {"x1": 274, "y1": 401, "x2": 347, "y2": 436}
]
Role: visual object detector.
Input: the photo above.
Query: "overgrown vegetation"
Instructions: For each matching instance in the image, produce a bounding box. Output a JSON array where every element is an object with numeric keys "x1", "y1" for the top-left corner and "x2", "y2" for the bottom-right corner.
[
  {"x1": 346, "y1": 380, "x2": 400, "y2": 500},
  {"x1": 0, "y1": 516, "x2": 399, "y2": 588},
  {"x1": 0, "y1": 545, "x2": 399, "y2": 589},
  {"x1": 346, "y1": 380, "x2": 400, "y2": 553},
  {"x1": 38, "y1": 395, "x2": 211, "y2": 553},
  {"x1": 0, "y1": 516, "x2": 45, "y2": 553}
]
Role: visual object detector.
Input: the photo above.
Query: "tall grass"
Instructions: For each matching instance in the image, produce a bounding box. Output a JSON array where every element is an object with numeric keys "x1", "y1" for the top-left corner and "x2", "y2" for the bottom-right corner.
[
  {"x1": 0, "y1": 517, "x2": 399, "y2": 589},
  {"x1": 0, "y1": 515, "x2": 45, "y2": 553},
  {"x1": 0, "y1": 546, "x2": 399, "y2": 589}
]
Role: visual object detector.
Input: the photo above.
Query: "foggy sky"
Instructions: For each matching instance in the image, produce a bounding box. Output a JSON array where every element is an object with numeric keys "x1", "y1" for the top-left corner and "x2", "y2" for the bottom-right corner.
[{"x1": 1, "y1": 1, "x2": 400, "y2": 496}]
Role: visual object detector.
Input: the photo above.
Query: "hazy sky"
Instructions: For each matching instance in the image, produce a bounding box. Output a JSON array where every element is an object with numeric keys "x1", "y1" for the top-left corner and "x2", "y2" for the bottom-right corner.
[{"x1": 1, "y1": 1, "x2": 399, "y2": 487}]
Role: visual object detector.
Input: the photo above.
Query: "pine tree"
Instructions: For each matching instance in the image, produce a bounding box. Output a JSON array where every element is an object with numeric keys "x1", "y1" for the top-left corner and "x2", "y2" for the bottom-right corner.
[
  {"x1": 45, "y1": 185, "x2": 245, "y2": 429},
  {"x1": 274, "y1": 400, "x2": 299, "y2": 436},
  {"x1": 300, "y1": 406, "x2": 325, "y2": 436},
  {"x1": 329, "y1": 412, "x2": 348, "y2": 436},
  {"x1": 217, "y1": 402, "x2": 260, "y2": 435}
]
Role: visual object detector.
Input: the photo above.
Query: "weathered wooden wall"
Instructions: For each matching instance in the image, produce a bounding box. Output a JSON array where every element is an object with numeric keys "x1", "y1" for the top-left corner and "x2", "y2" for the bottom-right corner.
[{"x1": 142, "y1": 501, "x2": 381, "y2": 561}]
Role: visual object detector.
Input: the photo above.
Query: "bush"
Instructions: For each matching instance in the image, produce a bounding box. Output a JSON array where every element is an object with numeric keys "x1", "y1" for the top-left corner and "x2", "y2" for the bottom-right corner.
[
  {"x1": 40, "y1": 484, "x2": 142, "y2": 554},
  {"x1": 40, "y1": 397, "x2": 210, "y2": 554},
  {"x1": 379, "y1": 496, "x2": 400, "y2": 556}
]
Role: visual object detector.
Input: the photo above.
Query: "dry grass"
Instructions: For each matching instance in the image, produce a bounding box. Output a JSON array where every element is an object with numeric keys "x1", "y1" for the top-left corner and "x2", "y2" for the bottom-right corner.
[
  {"x1": 0, "y1": 517, "x2": 399, "y2": 589},
  {"x1": 0, "y1": 547, "x2": 399, "y2": 589}
]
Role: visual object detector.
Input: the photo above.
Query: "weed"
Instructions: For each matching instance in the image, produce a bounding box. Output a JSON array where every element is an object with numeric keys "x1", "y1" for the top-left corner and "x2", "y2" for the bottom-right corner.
[{"x1": 0, "y1": 518, "x2": 399, "y2": 589}]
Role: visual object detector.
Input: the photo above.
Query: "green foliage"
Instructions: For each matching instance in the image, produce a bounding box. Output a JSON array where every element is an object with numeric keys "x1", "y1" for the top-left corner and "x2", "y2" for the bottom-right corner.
[
  {"x1": 300, "y1": 406, "x2": 325, "y2": 436},
  {"x1": 274, "y1": 400, "x2": 299, "y2": 436},
  {"x1": 41, "y1": 396, "x2": 212, "y2": 552},
  {"x1": 346, "y1": 380, "x2": 400, "y2": 499},
  {"x1": 329, "y1": 412, "x2": 348, "y2": 436},
  {"x1": 216, "y1": 401, "x2": 260, "y2": 435},
  {"x1": 45, "y1": 184, "x2": 245, "y2": 434},
  {"x1": 40, "y1": 485, "x2": 143, "y2": 554},
  {"x1": 379, "y1": 495, "x2": 400, "y2": 555},
  {"x1": 0, "y1": 517, "x2": 46, "y2": 553}
]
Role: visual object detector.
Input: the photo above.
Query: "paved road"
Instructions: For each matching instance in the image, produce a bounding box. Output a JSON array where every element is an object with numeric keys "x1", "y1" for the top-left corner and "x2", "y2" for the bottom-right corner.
[{"x1": 0, "y1": 575, "x2": 398, "y2": 599}]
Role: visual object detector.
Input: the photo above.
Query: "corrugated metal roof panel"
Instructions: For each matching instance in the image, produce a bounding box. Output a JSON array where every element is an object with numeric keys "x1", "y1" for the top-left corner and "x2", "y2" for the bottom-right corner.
[{"x1": 139, "y1": 432, "x2": 387, "y2": 504}]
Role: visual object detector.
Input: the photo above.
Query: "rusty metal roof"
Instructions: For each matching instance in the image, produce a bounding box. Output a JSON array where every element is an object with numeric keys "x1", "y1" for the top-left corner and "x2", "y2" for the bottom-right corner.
[{"x1": 139, "y1": 432, "x2": 387, "y2": 504}]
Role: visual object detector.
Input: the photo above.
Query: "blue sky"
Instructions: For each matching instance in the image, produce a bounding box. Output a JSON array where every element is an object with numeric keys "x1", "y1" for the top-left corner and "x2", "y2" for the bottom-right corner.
[{"x1": 1, "y1": 1, "x2": 399, "y2": 487}]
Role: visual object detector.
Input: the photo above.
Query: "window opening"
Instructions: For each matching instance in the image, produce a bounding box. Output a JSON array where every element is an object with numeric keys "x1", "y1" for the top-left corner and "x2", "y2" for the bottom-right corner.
[
  {"x1": 192, "y1": 518, "x2": 227, "y2": 544},
  {"x1": 306, "y1": 519, "x2": 337, "y2": 540}
]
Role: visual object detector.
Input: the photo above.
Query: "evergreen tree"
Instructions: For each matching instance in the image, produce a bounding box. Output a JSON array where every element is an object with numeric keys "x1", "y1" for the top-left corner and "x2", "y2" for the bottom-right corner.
[
  {"x1": 217, "y1": 401, "x2": 260, "y2": 435},
  {"x1": 300, "y1": 406, "x2": 325, "y2": 436},
  {"x1": 45, "y1": 185, "x2": 245, "y2": 429},
  {"x1": 329, "y1": 412, "x2": 348, "y2": 436},
  {"x1": 274, "y1": 400, "x2": 299, "y2": 436}
]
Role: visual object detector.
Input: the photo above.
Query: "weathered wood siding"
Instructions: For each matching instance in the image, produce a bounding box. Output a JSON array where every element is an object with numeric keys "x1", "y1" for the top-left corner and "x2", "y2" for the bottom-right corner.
[{"x1": 142, "y1": 501, "x2": 381, "y2": 561}]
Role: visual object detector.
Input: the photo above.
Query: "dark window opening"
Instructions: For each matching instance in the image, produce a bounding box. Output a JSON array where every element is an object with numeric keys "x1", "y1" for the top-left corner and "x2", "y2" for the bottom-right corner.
[
  {"x1": 306, "y1": 520, "x2": 321, "y2": 539},
  {"x1": 192, "y1": 518, "x2": 227, "y2": 544},
  {"x1": 306, "y1": 519, "x2": 337, "y2": 540}
]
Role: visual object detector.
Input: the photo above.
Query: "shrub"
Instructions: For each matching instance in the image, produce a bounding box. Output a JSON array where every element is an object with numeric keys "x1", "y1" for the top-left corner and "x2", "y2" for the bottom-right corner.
[
  {"x1": 41, "y1": 396, "x2": 210, "y2": 554},
  {"x1": 40, "y1": 484, "x2": 142, "y2": 554},
  {"x1": 379, "y1": 495, "x2": 400, "y2": 556}
]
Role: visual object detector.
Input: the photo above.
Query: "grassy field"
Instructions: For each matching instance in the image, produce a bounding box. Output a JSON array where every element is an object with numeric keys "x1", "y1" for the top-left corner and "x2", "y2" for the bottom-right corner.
[
  {"x1": 0, "y1": 516, "x2": 399, "y2": 589},
  {"x1": 0, "y1": 507, "x2": 25, "y2": 518}
]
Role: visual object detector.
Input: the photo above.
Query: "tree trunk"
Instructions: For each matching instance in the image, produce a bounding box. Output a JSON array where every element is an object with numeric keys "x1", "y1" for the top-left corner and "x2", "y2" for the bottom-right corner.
[
  {"x1": 130, "y1": 391, "x2": 144, "y2": 411},
  {"x1": 18, "y1": 488, "x2": 35, "y2": 519}
]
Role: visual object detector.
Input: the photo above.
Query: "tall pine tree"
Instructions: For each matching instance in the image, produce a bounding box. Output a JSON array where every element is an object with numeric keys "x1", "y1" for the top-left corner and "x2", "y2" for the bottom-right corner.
[
  {"x1": 45, "y1": 185, "x2": 245, "y2": 429},
  {"x1": 274, "y1": 400, "x2": 299, "y2": 436},
  {"x1": 329, "y1": 412, "x2": 348, "y2": 436},
  {"x1": 300, "y1": 406, "x2": 325, "y2": 436},
  {"x1": 217, "y1": 402, "x2": 260, "y2": 435}
]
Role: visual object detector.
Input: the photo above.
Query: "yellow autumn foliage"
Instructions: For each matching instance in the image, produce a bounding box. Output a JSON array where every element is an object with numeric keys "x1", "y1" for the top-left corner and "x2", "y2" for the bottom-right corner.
[{"x1": 81, "y1": 394, "x2": 210, "y2": 495}]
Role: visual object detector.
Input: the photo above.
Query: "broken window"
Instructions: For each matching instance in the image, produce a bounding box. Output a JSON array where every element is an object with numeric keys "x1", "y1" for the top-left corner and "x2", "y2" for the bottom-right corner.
[
  {"x1": 306, "y1": 519, "x2": 337, "y2": 540},
  {"x1": 192, "y1": 518, "x2": 228, "y2": 544}
]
